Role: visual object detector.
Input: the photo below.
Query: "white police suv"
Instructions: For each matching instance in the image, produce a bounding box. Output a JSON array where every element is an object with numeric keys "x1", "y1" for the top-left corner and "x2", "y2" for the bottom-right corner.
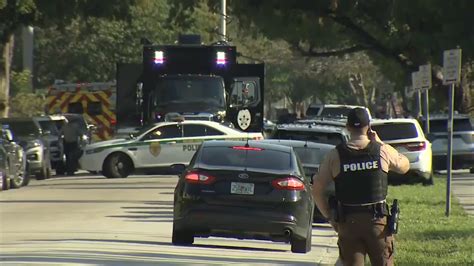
[{"x1": 79, "y1": 120, "x2": 263, "y2": 178}]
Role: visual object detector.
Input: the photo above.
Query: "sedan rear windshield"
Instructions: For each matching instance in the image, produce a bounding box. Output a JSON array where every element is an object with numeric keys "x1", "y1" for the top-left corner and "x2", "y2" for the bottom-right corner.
[
  {"x1": 371, "y1": 123, "x2": 418, "y2": 140},
  {"x1": 273, "y1": 130, "x2": 345, "y2": 145},
  {"x1": 200, "y1": 146, "x2": 292, "y2": 171},
  {"x1": 293, "y1": 147, "x2": 328, "y2": 165}
]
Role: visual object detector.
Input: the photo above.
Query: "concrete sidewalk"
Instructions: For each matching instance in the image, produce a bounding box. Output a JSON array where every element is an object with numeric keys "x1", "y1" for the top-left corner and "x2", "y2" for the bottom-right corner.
[{"x1": 451, "y1": 172, "x2": 474, "y2": 216}]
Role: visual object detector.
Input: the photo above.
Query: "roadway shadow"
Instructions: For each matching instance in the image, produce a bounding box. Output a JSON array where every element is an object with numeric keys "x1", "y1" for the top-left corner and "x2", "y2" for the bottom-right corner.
[
  {"x1": 144, "y1": 200, "x2": 173, "y2": 206},
  {"x1": 30, "y1": 238, "x2": 288, "y2": 253},
  {"x1": 18, "y1": 238, "x2": 312, "y2": 264},
  {"x1": 109, "y1": 202, "x2": 174, "y2": 223},
  {"x1": 61, "y1": 186, "x2": 164, "y2": 190},
  {"x1": 0, "y1": 200, "x2": 157, "y2": 204}
]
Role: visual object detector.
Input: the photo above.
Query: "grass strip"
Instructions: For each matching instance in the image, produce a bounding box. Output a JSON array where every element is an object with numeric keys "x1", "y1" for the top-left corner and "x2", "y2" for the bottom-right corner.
[{"x1": 388, "y1": 175, "x2": 474, "y2": 265}]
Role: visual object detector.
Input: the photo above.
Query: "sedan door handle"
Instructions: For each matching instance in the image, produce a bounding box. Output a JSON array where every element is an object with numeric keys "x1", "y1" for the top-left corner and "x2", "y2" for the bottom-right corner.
[{"x1": 128, "y1": 147, "x2": 137, "y2": 151}]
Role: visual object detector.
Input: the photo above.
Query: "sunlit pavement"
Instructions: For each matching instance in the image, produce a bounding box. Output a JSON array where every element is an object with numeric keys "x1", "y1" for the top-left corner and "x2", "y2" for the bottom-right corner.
[{"x1": 0, "y1": 173, "x2": 340, "y2": 265}]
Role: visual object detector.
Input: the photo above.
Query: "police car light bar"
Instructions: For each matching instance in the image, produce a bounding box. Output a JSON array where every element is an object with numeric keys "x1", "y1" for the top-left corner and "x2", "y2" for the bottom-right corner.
[
  {"x1": 154, "y1": 51, "x2": 165, "y2": 64},
  {"x1": 216, "y1": 51, "x2": 226, "y2": 65}
]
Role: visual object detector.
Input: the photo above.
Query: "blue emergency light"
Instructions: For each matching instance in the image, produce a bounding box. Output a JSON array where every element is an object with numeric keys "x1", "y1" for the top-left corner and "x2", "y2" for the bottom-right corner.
[{"x1": 154, "y1": 51, "x2": 165, "y2": 64}]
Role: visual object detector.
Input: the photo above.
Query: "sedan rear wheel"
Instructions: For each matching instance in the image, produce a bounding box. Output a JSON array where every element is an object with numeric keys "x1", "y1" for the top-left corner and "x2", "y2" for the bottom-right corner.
[
  {"x1": 291, "y1": 220, "x2": 312, "y2": 253},
  {"x1": 172, "y1": 227, "x2": 194, "y2": 245},
  {"x1": 104, "y1": 153, "x2": 133, "y2": 179}
]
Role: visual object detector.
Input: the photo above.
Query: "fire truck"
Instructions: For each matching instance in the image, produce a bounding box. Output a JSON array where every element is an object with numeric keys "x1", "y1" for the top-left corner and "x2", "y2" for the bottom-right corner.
[
  {"x1": 116, "y1": 35, "x2": 265, "y2": 132},
  {"x1": 45, "y1": 82, "x2": 116, "y2": 141}
]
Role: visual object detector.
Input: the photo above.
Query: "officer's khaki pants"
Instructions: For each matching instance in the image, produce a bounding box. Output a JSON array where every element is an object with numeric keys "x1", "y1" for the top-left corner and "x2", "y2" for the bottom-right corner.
[{"x1": 337, "y1": 212, "x2": 394, "y2": 266}]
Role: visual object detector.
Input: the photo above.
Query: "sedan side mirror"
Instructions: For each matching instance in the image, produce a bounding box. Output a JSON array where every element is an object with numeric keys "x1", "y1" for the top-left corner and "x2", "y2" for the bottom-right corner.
[
  {"x1": 170, "y1": 164, "x2": 186, "y2": 176},
  {"x1": 88, "y1": 124, "x2": 97, "y2": 133}
]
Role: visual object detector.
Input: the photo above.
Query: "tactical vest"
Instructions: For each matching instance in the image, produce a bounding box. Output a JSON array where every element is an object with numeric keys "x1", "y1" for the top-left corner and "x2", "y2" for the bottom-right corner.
[{"x1": 335, "y1": 141, "x2": 388, "y2": 204}]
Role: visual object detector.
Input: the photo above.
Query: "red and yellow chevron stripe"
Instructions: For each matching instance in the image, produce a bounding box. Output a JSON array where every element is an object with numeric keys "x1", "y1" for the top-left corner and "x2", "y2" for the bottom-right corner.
[{"x1": 46, "y1": 84, "x2": 116, "y2": 141}]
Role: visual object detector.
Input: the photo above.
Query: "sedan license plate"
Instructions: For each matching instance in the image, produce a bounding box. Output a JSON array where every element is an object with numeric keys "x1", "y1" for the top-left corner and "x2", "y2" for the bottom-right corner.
[{"x1": 230, "y1": 182, "x2": 254, "y2": 195}]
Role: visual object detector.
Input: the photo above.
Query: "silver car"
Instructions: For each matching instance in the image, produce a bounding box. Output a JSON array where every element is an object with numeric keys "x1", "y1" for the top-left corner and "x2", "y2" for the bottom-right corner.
[
  {"x1": 0, "y1": 118, "x2": 52, "y2": 180},
  {"x1": 424, "y1": 114, "x2": 474, "y2": 173},
  {"x1": 33, "y1": 116, "x2": 66, "y2": 175}
]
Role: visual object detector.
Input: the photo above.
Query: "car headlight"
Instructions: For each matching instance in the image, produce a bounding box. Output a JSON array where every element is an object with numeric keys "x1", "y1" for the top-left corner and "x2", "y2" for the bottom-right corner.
[{"x1": 26, "y1": 140, "x2": 41, "y2": 150}]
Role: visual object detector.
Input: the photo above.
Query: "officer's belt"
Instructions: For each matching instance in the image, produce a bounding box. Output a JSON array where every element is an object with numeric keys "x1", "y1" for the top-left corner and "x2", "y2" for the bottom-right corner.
[{"x1": 341, "y1": 202, "x2": 388, "y2": 215}]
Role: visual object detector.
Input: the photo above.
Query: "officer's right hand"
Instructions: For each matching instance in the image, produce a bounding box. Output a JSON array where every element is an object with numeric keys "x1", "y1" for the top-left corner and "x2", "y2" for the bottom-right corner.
[{"x1": 368, "y1": 129, "x2": 383, "y2": 144}]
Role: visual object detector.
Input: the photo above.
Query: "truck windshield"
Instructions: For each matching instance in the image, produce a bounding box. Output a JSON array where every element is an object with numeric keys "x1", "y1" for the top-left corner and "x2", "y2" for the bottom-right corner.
[{"x1": 154, "y1": 76, "x2": 225, "y2": 109}]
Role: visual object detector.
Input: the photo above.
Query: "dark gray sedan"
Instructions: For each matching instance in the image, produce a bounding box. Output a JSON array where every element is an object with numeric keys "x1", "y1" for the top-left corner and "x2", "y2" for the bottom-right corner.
[{"x1": 172, "y1": 140, "x2": 314, "y2": 253}]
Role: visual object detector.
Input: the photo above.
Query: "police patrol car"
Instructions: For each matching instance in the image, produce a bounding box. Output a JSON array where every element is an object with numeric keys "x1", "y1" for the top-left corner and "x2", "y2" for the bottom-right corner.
[{"x1": 79, "y1": 120, "x2": 263, "y2": 178}]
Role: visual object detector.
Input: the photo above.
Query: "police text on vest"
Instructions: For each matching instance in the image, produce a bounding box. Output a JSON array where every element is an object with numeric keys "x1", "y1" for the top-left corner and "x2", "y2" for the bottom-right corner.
[{"x1": 343, "y1": 161, "x2": 379, "y2": 172}]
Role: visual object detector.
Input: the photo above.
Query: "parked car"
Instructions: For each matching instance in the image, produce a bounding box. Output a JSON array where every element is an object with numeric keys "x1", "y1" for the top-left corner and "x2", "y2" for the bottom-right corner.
[
  {"x1": 270, "y1": 123, "x2": 349, "y2": 146},
  {"x1": 33, "y1": 116, "x2": 66, "y2": 175},
  {"x1": 422, "y1": 114, "x2": 474, "y2": 173},
  {"x1": 0, "y1": 128, "x2": 27, "y2": 188},
  {"x1": 305, "y1": 103, "x2": 373, "y2": 119},
  {"x1": 371, "y1": 118, "x2": 433, "y2": 184},
  {"x1": 80, "y1": 120, "x2": 263, "y2": 178},
  {"x1": 261, "y1": 139, "x2": 335, "y2": 222},
  {"x1": 0, "y1": 142, "x2": 12, "y2": 191},
  {"x1": 0, "y1": 118, "x2": 52, "y2": 180},
  {"x1": 172, "y1": 140, "x2": 314, "y2": 253}
]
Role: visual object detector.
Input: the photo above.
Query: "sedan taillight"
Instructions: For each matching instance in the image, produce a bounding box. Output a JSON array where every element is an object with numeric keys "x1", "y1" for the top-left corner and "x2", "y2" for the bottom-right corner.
[
  {"x1": 184, "y1": 172, "x2": 215, "y2": 185},
  {"x1": 272, "y1": 177, "x2": 305, "y2": 191},
  {"x1": 403, "y1": 141, "x2": 427, "y2": 151}
]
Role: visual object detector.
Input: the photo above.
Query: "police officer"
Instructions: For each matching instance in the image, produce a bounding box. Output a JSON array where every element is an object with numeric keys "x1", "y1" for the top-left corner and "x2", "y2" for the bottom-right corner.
[
  {"x1": 60, "y1": 120, "x2": 81, "y2": 175},
  {"x1": 312, "y1": 107, "x2": 409, "y2": 266}
]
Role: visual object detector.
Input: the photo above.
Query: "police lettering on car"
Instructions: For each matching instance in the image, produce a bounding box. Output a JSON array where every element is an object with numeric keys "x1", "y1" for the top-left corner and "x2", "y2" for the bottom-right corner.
[{"x1": 183, "y1": 144, "x2": 200, "y2": 152}]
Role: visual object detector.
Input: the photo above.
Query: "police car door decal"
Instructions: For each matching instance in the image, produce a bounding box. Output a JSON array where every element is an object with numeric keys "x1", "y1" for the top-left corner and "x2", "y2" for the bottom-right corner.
[
  {"x1": 237, "y1": 109, "x2": 251, "y2": 130},
  {"x1": 149, "y1": 142, "x2": 161, "y2": 157}
]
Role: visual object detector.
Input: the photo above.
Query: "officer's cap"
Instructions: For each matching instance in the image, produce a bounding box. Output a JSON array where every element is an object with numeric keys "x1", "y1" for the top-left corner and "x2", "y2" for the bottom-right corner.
[{"x1": 347, "y1": 108, "x2": 370, "y2": 128}]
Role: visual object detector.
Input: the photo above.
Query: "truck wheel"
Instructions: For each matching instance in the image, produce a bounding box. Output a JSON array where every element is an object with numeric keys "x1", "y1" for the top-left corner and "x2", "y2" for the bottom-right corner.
[{"x1": 103, "y1": 153, "x2": 133, "y2": 178}]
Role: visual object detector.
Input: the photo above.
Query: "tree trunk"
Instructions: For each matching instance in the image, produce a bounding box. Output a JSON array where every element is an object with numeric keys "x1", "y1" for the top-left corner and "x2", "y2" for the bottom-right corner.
[
  {"x1": 0, "y1": 34, "x2": 14, "y2": 117},
  {"x1": 457, "y1": 62, "x2": 472, "y2": 114}
]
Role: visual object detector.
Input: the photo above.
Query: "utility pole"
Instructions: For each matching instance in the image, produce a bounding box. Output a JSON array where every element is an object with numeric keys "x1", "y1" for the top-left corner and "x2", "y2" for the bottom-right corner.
[
  {"x1": 442, "y1": 48, "x2": 462, "y2": 217},
  {"x1": 22, "y1": 26, "x2": 34, "y2": 91},
  {"x1": 419, "y1": 64, "x2": 432, "y2": 133},
  {"x1": 220, "y1": 0, "x2": 227, "y2": 42}
]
